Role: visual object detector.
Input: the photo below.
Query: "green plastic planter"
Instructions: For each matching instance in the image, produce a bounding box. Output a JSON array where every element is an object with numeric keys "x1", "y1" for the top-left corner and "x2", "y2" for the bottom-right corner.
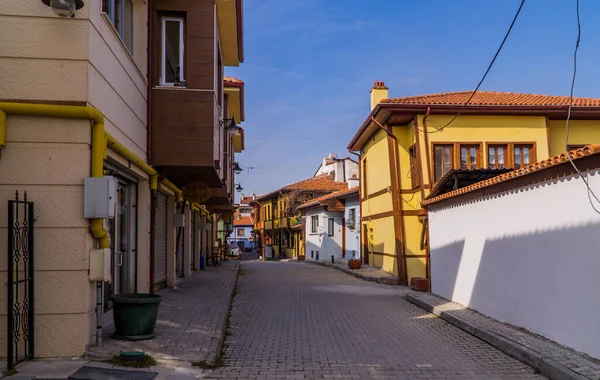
[{"x1": 110, "y1": 294, "x2": 162, "y2": 341}]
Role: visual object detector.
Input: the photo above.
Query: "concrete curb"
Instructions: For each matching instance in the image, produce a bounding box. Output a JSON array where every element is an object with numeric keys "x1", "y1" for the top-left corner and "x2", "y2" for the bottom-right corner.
[
  {"x1": 406, "y1": 294, "x2": 591, "y2": 380},
  {"x1": 206, "y1": 260, "x2": 240, "y2": 367},
  {"x1": 304, "y1": 260, "x2": 399, "y2": 285}
]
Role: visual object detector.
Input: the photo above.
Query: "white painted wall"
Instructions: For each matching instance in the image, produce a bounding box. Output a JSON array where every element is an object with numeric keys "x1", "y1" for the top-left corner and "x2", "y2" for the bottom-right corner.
[
  {"x1": 315, "y1": 156, "x2": 359, "y2": 183},
  {"x1": 344, "y1": 197, "x2": 361, "y2": 259},
  {"x1": 428, "y1": 168, "x2": 600, "y2": 359},
  {"x1": 305, "y1": 208, "x2": 344, "y2": 261}
]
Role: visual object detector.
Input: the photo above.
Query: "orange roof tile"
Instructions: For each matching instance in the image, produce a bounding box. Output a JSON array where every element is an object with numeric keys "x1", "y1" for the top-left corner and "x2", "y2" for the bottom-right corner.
[
  {"x1": 233, "y1": 215, "x2": 254, "y2": 226},
  {"x1": 382, "y1": 91, "x2": 600, "y2": 107},
  {"x1": 257, "y1": 174, "x2": 347, "y2": 201},
  {"x1": 224, "y1": 76, "x2": 244, "y2": 87},
  {"x1": 298, "y1": 187, "x2": 359, "y2": 210},
  {"x1": 422, "y1": 145, "x2": 600, "y2": 207}
]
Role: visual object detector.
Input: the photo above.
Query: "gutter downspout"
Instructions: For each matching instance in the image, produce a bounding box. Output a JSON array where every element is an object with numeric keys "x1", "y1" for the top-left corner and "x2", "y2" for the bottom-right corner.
[
  {"x1": 370, "y1": 116, "x2": 407, "y2": 285},
  {"x1": 421, "y1": 107, "x2": 433, "y2": 285},
  {"x1": 147, "y1": 0, "x2": 153, "y2": 165}
]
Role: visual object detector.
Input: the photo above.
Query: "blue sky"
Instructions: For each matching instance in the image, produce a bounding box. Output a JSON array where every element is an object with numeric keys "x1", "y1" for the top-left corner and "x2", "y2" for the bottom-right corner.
[{"x1": 226, "y1": 0, "x2": 600, "y2": 200}]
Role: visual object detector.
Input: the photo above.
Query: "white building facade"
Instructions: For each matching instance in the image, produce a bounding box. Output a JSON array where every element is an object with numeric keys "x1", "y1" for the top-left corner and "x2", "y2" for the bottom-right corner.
[
  {"x1": 314, "y1": 154, "x2": 359, "y2": 184},
  {"x1": 299, "y1": 187, "x2": 360, "y2": 262},
  {"x1": 424, "y1": 146, "x2": 600, "y2": 359}
]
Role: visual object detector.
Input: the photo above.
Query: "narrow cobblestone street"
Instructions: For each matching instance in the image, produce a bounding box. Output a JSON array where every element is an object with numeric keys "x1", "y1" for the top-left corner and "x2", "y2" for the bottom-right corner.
[{"x1": 205, "y1": 258, "x2": 546, "y2": 380}]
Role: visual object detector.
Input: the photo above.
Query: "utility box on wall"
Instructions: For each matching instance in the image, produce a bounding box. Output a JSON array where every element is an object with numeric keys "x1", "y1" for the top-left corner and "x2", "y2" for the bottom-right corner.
[
  {"x1": 89, "y1": 248, "x2": 111, "y2": 281},
  {"x1": 174, "y1": 214, "x2": 185, "y2": 228},
  {"x1": 84, "y1": 176, "x2": 117, "y2": 218}
]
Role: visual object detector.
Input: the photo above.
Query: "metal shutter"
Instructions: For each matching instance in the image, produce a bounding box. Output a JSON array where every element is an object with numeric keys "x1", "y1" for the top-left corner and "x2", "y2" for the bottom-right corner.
[{"x1": 154, "y1": 192, "x2": 168, "y2": 288}]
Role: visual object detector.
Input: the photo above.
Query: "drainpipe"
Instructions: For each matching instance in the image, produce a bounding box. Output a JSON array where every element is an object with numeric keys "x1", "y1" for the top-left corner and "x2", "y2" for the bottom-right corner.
[
  {"x1": 0, "y1": 103, "x2": 110, "y2": 248},
  {"x1": 422, "y1": 107, "x2": 434, "y2": 186},
  {"x1": 147, "y1": 0, "x2": 153, "y2": 164},
  {"x1": 0, "y1": 102, "x2": 190, "y2": 343}
]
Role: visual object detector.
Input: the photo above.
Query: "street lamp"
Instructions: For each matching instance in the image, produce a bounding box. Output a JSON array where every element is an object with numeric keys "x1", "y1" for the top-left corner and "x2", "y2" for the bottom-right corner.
[
  {"x1": 41, "y1": 0, "x2": 84, "y2": 17},
  {"x1": 232, "y1": 162, "x2": 243, "y2": 175},
  {"x1": 235, "y1": 183, "x2": 243, "y2": 193},
  {"x1": 220, "y1": 116, "x2": 240, "y2": 134}
]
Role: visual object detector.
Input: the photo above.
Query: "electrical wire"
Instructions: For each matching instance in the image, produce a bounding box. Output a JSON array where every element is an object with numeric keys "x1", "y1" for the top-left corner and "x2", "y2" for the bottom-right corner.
[
  {"x1": 426, "y1": 0, "x2": 526, "y2": 134},
  {"x1": 564, "y1": 0, "x2": 600, "y2": 214}
]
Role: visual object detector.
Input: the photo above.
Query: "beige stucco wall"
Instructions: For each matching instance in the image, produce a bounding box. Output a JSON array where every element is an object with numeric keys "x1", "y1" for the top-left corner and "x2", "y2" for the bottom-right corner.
[
  {"x1": 0, "y1": 116, "x2": 93, "y2": 357},
  {"x1": 0, "y1": 0, "x2": 153, "y2": 359}
]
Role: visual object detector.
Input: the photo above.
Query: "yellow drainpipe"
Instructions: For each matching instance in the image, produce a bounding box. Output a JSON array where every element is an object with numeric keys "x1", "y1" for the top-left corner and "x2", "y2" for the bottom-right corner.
[
  {"x1": 0, "y1": 102, "x2": 200, "y2": 243},
  {"x1": 162, "y1": 178, "x2": 183, "y2": 202},
  {"x1": 0, "y1": 103, "x2": 110, "y2": 248}
]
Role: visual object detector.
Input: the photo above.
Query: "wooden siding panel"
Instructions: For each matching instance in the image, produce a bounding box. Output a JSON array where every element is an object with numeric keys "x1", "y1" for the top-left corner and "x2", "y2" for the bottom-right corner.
[{"x1": 151, "y1": 88, "x2": 215, "y2": 166}]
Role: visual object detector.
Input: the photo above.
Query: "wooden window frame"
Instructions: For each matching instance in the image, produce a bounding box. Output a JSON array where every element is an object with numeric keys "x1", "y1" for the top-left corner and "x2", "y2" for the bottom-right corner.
[
  {"x1": 484, "y1": 142, "x2": 536, "y2": 169},
  {"x1": 328, "y1": 218, "x2": 335, "y2": 237},
  {"x1": 433, "y1": 142, "x2": 482, "y2": 182},
  {"x1": 310, "y1": 215, "x2": 319, "y2": 234},
  {"x1": 458, "y1": 143, "x2": 483, "y2": 170},
  {"x1": 347, "y1": 208, "x2": 356, "y2": 230},
  {"x1": 432, "y1": 143, "x2": 454, "y2": 183},
  {"x1": 160, "y1": 16, "x2": 185, "y2": 86},
  {"x1": 487, "y1": 143, "x2": 509, "y2": 169},
  {"x1": 409, "y1": 144, "x2": 421, "y2": 189}
]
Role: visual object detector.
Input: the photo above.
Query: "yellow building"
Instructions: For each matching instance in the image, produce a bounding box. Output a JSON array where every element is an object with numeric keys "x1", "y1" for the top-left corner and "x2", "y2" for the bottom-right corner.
[
  {"x1": 252, "y1": 175, "x2": 347, "y2": 259},
  {"x1": 348, "y1": 81, "x2": 600, "y2": 286}
]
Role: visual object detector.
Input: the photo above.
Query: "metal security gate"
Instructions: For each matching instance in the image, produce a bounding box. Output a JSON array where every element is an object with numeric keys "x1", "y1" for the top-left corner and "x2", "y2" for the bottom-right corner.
[
  {"x1": 154, "y1": 192, "x2": 168, "y2": 289},
  {"x1": 7, "y1": 191, "x2": 34, "y2": 371}
]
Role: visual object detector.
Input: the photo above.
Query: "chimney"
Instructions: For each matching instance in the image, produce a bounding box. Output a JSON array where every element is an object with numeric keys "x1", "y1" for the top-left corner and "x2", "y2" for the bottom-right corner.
[
  {"x1": 370, "y1": 80, "x2": 389, "y2": 110},
  {"x1": 348, "y1": 174, "x2": 359, "y2": 189}
]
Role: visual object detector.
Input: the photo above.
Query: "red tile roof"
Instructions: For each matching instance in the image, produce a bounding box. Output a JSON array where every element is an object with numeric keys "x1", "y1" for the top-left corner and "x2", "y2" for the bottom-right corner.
[
  {"x1": 297, "y1": 187, "x2": 359, "y2": 210},
  {"x1": 224, "y1": 76, "x2": 244, "y2": 87},
  {"x1": 382, "y1": 91, "x2": 600, "y2": 107},
  {"x1": 422, "y1": 145, "x2": 600, "y2": 206},
  {"x1": 256, "y1": 174, "x2": 348, "y2": 201},
  {"x1": 233, "y1": 215, "x2": 254, "y2": 226}
]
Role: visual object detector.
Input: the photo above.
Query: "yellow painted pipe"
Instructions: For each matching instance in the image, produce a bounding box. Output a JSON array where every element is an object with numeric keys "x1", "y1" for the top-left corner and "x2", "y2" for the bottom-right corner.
[
  {"x1": 106, "y1": 133, "x2": 158, "y2": 177},
  {"x1": 0, "y1": 103, "x2": 110, "y2": 248},
  {"x1": 162, "y1": 178, "x2": 183, "y2": 202},
  {"x1": 0, "y1": 110, "x2": 6, "y2": 157}
]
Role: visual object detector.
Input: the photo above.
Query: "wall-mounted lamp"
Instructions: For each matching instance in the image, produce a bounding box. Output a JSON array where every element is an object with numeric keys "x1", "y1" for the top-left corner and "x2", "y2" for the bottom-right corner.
[
  {"x1": 235, "y1": 183, "x2": 244, "y2": 193},
  {"x1": 232, "y1": 162, "x2": 243, "y2": 175},
  {"x1": 219, "y1": 116, "x2": 241, "y2": 134},
  {"x1": 41, "y1": 0, "x2": 84, "y2": 17}
]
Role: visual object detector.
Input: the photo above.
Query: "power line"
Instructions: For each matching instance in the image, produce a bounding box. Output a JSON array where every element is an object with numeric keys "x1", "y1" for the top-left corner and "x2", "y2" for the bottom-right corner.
[
  {"x1": 426, "y1": 0, "x2": 526, "y2": 134},
  {"x1": 564, "y1": 0, "x2": 600, "y2": 214}
]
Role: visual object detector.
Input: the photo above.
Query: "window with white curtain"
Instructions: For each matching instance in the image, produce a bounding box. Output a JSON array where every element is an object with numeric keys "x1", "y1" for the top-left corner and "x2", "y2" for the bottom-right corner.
[{"x1": 161, "y1": 17, "x2": 185, "y2": 86}]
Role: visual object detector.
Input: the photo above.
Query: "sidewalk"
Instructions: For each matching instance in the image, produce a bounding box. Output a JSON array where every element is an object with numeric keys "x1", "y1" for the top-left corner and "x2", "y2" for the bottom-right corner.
[
  {"x1": 87, "y1": 260, "x2": 239, "y2": 367},
  {"x1": 407, "y1": 292, "x2": 600, "y2": 380},
  {"x1": 6, "y1": 359, "x2": 204, "y2": 380},
  {"x1": 303, "y1": 258, "x2": 399, "y2": 285}
]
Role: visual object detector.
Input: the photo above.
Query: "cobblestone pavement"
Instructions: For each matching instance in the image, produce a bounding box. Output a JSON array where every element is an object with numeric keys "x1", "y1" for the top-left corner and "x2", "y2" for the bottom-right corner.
[
  {"x1": 408, "y1": 292, "x2": 600, "y2": 379},
  {"x1": 87, "y1": 260, "x2": 238, "y2": 365},
  {"x1": 204, "y1": 261, "x2": 546, "y2": 380}
]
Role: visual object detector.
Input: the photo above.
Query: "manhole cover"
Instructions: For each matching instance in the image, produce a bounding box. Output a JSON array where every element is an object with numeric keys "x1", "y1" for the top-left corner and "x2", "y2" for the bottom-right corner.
[{"x1": 69, "y1": 366, "x2": 158, "y2": 380}]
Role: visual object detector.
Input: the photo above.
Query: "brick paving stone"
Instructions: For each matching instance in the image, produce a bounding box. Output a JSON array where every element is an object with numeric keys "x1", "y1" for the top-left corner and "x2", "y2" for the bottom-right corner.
[
  {"x1": 203, "y1": 260, "x2": 546, "y2": 380},
  {"x1": 86, "y1": 260, "x2": 238, "y2": 365},
  {"x1": 408, "y1": 292, "x2": 600, "y2": 379}
]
